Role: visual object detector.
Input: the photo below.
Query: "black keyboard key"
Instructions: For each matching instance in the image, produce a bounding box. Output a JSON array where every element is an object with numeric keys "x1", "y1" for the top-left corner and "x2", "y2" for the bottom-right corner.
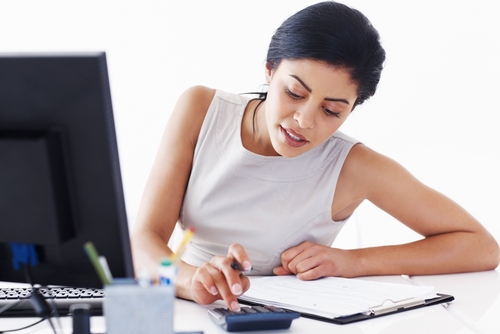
[{"x1": 0, "y1": 287, "x2": 105, "y2": 317}]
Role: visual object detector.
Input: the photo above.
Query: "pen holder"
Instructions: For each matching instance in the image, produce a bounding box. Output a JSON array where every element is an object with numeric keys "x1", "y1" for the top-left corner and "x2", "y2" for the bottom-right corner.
[{"x1": 104, "y1": 283, "x2": 174, "y2": 334}]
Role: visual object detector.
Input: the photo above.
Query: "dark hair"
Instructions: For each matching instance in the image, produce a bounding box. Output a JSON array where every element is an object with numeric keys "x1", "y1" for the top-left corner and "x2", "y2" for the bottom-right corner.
[{"x1": 266, "y1": 1, "x2": 385, "y2": 106}]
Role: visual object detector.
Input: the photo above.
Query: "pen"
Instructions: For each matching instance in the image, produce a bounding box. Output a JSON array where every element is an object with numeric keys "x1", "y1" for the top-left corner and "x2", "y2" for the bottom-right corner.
[
  {"x1": 83, "y1": 241, "x2": 112, "y2": 285},
  {"x1": 230, "y1": 261, "x2": 253, "y2": 273},
  {"x1": 171, "y1": 227, "x2": 195, "y2": 261}
]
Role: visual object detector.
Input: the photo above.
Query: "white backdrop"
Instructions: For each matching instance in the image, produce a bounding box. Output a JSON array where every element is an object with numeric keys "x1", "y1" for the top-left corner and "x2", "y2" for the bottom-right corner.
[{"x1": 2, "y1": 0, "x2": 499, "y2": 250}]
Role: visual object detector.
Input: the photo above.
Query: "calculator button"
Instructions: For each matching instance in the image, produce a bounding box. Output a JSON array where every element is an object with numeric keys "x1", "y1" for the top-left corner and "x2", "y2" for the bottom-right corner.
[
  {"x1": 240, "y1": 307, "x2": 257, "y2": 313},
  {"x1": 252, "y1": 306, "x2": 271, "y2": 313}
]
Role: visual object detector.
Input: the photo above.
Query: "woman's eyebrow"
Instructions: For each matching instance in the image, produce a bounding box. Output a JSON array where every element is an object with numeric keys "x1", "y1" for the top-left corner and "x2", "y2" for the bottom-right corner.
[
  {"x1": 289, "y1": 74, "x2": 351, "y2": 105},
  {"x1": 290, "y1": 74, "x2": 312, "y2": 92}
]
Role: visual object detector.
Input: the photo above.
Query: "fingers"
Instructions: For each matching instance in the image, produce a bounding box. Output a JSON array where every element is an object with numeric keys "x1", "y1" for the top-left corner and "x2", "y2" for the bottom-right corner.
[
  {"x1": 209, "y1": 255, "x2": 249, "y2": 305},
  {"x1": 194, "y1": 259, "x2": 247, "y2": 311},
  {"x1": 278, "y1": 241, "x2": 311, "y2": 275},
  {"x1": 191, "y1": 244, "x2": 252, "y2": 311},
  {"x1": 296, "y1": 266, "x2": 324, "y2": 280},
  {"x1": 190, "y1": 264, "x2": 222, "y2": 304},
  {"x1": 273, "y1": 265, "x2": 293, "y2": 276},
  {"x1": 276, "y1": 242, "x2": 332, "y2": 280},
  {"x1": 227, "y1": 243, "x2": 252, "y2": 271}
]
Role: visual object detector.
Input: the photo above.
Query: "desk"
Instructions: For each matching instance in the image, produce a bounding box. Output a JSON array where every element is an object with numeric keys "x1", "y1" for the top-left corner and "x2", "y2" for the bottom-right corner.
[
  {"x1": 410, "y1": 269, "x2": 500, "y2": 333},
  {"x1": 2, "y1": 273, "x2": 497, "y2": 333}
]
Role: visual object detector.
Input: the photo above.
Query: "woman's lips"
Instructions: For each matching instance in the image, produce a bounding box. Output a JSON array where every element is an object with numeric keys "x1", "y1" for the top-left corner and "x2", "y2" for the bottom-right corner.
[{"x1": 280, "y1": 126, "x2": 308, "y2": 148}]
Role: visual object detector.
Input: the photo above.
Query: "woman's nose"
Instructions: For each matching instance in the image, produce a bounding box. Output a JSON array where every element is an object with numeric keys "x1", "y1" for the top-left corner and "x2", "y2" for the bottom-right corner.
[{"x1": 293, "y1": 105, "x2": 315, "y2": 129}]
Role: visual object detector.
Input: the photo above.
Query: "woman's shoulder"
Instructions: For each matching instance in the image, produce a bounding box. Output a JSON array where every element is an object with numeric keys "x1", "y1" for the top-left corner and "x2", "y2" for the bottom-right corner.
[
  {"x1": 344, "y1": 144, "x2": 397, "y2": 176},
  {"x1": 174, "y1": 86, "x2": 248, "y2": 115},
  {"x1": 340, "y1": 143, "x2": 415, "y2": 197},
  {"x1": 177, "y1": 85, "x2": 216, "y2": 110},
  {"x1": 171, "y1": 86, "x2": 216, "y2": 123},
  {"x1": 166, "y1": 86, "x2": 216, "y2": 145},
  {"x1": 169, "y1": 86, "x2": 251, "y2": 144}
]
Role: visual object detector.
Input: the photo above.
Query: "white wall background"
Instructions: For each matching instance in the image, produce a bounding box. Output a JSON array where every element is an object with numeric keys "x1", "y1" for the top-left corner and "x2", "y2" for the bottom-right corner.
[{"x1": 2, "y1": 0, "x2": 499, "y2": 250}]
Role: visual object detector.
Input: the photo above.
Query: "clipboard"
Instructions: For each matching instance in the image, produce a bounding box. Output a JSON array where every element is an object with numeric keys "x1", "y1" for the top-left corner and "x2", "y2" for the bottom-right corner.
[
  {"x1": 237, "y1": 276, "x2": 455, "y2": 325},
  {"x1": 240, "y1": 293, "x2": 454, "y2": 325}
]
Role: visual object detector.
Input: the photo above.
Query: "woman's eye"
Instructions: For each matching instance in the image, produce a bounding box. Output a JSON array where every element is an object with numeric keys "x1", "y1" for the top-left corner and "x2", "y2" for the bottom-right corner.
[
  {"x1": 324, "y1": 107, "x2": 341, "y2": 118},
  {"x1": 284, "y1": 87, "x2": 302, "y2": 100},
  {"x1": 284, "y1": 87, "x2": 341, "y2": 118}
]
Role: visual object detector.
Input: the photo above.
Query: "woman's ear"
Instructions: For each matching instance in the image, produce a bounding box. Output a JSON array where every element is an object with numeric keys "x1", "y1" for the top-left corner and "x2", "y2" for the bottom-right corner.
[{"x1": 265, "y1": 62, "x2": 274, "y2": 83}]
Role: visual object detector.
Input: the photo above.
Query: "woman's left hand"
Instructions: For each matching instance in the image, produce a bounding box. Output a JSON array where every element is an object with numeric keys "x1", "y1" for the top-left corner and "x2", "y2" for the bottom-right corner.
[{"x1": 273, "y1": 241, "x2": 354, "y2": 280}]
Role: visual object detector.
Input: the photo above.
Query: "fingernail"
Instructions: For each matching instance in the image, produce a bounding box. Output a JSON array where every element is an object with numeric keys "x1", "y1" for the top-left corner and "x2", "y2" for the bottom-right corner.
[
  {"x1": 242, "y1": 260, "x2": 252, "y2": 271},
  {"x1": 231, "y1": 301, "x2": 240, "y2": 312},
  {"x1": 210, "y1": 286, "x2": 218, "y2": 295},
  {"x1": 232, "y1": 283, "x2": 242, "y2": 295}
]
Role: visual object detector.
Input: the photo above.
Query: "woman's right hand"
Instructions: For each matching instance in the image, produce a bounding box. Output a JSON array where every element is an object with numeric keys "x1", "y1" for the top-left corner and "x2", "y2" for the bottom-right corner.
[{"x1": 189, "y1": 243, "x2": 252, "y2": 311}]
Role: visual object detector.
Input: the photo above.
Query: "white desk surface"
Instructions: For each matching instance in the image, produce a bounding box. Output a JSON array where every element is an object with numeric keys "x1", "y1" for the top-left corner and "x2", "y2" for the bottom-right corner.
[
  {"x1": 410, "y1": 270, "x2": 500, "y2": 334},
  {"x1": 2, "y1": 271, "x2": 498, "y2": 333}
]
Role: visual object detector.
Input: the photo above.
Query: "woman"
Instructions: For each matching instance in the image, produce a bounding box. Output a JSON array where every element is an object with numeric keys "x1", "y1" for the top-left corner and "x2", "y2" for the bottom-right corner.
[{"x1": 131, "y1": 1, "x2": 499, "y2": 312}]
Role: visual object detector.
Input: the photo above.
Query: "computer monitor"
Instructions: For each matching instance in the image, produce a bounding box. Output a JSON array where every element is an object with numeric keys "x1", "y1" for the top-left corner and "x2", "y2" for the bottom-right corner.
[{"x1": 0, "y1": 53, "x2": 134, "y2": 289}]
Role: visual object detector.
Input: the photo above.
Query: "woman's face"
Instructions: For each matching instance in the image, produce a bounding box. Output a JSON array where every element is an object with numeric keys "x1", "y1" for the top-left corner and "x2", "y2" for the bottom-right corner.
[{"x1": 263, "y1": 59, "x2": 359, "y2": 158}]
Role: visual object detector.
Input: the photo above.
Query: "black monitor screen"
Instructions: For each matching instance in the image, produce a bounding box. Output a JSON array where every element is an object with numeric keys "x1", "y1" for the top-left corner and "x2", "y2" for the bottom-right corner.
[{"x1": 0, "y1": 53, "x2": 134, "y2": 289}]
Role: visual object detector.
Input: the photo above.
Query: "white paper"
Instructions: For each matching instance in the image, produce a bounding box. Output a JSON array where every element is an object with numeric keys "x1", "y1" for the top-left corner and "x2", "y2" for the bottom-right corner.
[{"x1": 239, "y1": 276, "x2": 435, "y2": 318}]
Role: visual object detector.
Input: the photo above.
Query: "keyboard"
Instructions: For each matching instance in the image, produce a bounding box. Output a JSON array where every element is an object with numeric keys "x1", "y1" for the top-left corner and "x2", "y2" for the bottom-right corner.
[
  {"x1": 0, "y1": 287, "x2": 104, "y2": 317},
  {"x1": 208, "y1": 305, "x2": 300, "y2": 332}
]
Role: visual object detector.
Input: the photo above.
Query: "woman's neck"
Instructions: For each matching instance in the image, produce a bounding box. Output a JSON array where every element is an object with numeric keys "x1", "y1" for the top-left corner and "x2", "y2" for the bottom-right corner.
[{"x1": 240, "y1": 99, "x2": 279, "y2": 156}]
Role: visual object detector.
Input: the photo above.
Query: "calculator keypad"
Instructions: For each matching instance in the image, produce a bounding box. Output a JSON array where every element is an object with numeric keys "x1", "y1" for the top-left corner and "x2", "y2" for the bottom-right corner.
[{"x1": 208, "y1": 305, "x2": 300, "y2": 332}]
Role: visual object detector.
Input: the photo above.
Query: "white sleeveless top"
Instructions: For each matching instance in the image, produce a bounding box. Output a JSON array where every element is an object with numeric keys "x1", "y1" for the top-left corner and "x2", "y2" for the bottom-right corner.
[{"x1": 179, "y1": 90, "x2": 359, "y2": 275}]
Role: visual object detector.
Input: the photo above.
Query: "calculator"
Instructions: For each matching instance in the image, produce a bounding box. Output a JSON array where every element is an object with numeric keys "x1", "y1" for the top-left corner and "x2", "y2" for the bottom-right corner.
[{"x1": 208, "y1": 305, "x2": 300, "y2": 332}]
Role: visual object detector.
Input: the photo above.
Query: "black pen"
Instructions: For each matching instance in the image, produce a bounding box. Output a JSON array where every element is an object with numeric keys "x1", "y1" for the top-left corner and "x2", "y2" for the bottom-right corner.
[{"x1": 230, "y1": 261, "x2": 252, "y2": 273}]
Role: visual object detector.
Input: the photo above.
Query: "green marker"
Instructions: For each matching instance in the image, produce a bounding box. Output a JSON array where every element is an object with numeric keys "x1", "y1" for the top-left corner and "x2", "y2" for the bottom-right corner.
[{"x1": 84, "y1": 241, "x2": 111, "y2": 285}]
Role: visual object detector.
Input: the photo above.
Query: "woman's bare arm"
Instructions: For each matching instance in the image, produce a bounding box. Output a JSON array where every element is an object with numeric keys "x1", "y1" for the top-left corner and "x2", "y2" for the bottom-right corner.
[
  {"x1": 276, "y1": 144, "x2": 499, "y2": 279},
  {"x1": 130, "y1": 87, "x2": 251, "y2": 310},
  {"x1": 130, "y1": 85, "x2": 214, "y2": 286}
]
